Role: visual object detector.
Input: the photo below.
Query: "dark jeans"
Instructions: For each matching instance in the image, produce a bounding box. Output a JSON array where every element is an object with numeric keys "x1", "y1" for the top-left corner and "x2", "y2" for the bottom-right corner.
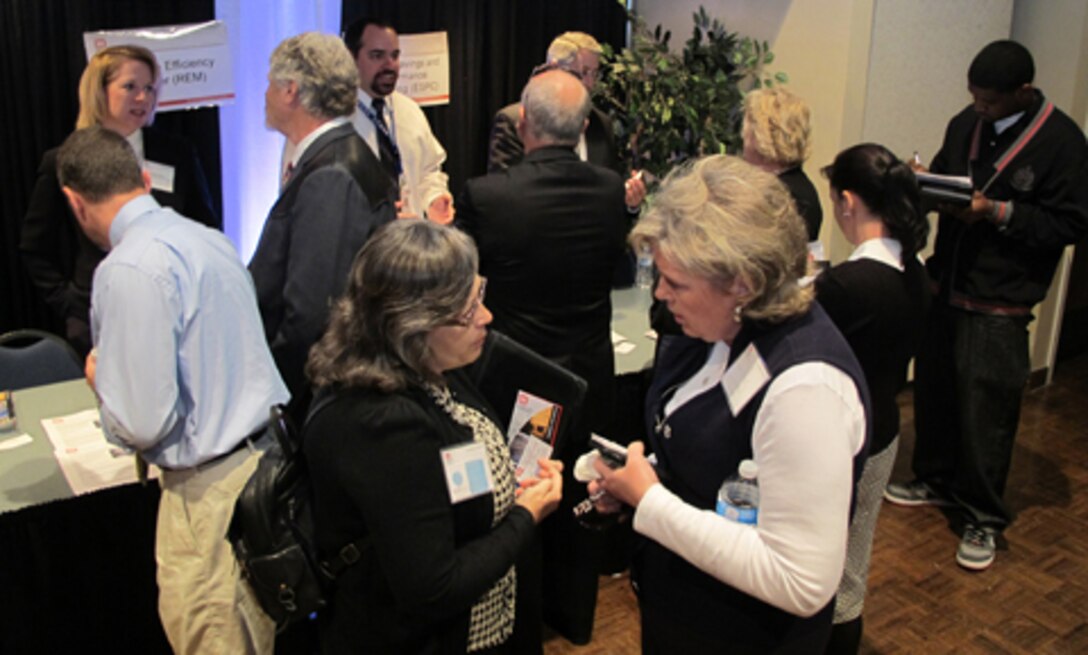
[{"x1": 912, "y1": 303, "x2": 1030, "y2": 531}]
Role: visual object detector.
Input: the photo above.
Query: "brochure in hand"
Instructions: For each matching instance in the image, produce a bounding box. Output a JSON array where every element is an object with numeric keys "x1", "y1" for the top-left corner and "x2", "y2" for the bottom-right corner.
[{"x1": 506, "y1": 390, "x2": 562, "y2": 482}]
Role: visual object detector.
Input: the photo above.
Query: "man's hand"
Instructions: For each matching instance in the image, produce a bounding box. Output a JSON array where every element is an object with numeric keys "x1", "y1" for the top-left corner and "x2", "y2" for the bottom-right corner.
[
  {"x1": 84, "y1": 349, "x2": 97, "y2": 392},
  {"x1": 953, "y1": 190, "x2": 994, "y2": 225},
  {"x1": 427, "y1": 193, "x2": 455, "y2": 225},
  {"x1": 395, "y1": 199, "x2": 420, "y2": 220},
  {"x1": 625, "y1": 171, "x2": 647, "y2": 209}
]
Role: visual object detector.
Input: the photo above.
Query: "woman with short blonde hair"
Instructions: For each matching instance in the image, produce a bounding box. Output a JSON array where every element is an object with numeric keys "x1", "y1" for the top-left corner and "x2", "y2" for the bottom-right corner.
[
  {"x1": 742, "y1": 87, "x2": 824, "y2": 246},
  {"x1": 591, "y1": 154, "x2": 869, "y2": 653}
]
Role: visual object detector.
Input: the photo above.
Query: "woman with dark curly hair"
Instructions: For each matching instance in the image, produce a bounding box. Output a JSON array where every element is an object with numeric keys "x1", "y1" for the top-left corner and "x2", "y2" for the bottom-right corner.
[{"x1": 817, "y1": 143, "x2": 931, "y2": 654}]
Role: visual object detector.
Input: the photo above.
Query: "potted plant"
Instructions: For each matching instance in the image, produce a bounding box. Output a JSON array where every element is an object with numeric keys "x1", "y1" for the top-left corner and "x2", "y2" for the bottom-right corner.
[{"x1": 597, "y1": 5, "x2": 787, "y2": 181}]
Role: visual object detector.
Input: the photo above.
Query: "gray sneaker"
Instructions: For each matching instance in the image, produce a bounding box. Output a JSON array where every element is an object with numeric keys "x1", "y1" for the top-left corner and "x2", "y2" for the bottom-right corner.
[
  {"x1": 956, "y1": 525, "x2": 996, "y2": 570},
  {"x1": 883, "y1": 480, "x2": 951, "y2": 507}
]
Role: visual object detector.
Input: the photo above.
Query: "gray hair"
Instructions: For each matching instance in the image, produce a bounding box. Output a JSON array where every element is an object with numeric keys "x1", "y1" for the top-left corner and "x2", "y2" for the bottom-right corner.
[
  {"x1": 547, "y1": 31, "x2": 602, "y2": 69},
  {"x1": 56, "y1": 126, "x2": 144, "y2": 203},
  {"x1": 520, "y1": 70, "x2": 590, "y2": 145},
  {"x1": 269, "y1": 32, "x2": 358, "y2": 120},
  {"x1": 630, "y1": 155, "x2": 813, "y2": 323},
  {"x1": 306, "y1": 220, "x2": 479, "y2": 392}
]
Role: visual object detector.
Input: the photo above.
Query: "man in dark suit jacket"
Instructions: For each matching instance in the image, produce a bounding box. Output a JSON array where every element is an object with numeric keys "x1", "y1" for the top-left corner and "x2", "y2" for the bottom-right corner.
[
  {"x1": 20, "y1": 127, "x2": 217, "y2": 356},
  {"x1": 458, "y1": 69, "x2": 628, "y2": 645},
  {"x1": 250, "y1": 33, "x2": 395, "y2": 418},
  {"x1": 488, "y1": 33, "x2": 622, "y2": 174}
]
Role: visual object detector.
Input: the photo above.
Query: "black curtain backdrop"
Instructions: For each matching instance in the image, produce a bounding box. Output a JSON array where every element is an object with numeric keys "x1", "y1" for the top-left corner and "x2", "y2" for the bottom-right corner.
[
  {"x1": 0, "y1": 0, "x2": 221, "y2": 337},
  {"x1": 1, "y1": 0, "x2": 626, "y2": 337},
  {"x1": 340, "y1": 0, "x2": 628, "y2": 201}
]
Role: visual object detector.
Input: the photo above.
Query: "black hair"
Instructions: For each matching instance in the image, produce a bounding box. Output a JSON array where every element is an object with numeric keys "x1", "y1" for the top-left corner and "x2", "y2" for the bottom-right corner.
[
  {"x1": 968, "y1": 40, "x2": 1034, "y2": 93},
  {"x1": 822, "y1": 143, "x2": 929, "y2": 262},
  {"x1": 342, "y1": 17, "x2": 396, "y2": 59}
]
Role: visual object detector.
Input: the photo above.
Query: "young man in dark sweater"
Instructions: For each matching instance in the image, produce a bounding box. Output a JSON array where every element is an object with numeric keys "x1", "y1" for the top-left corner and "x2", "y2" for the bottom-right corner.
[{"x1": 885, "y1": 40, "x2": 1088, "y2": 571}]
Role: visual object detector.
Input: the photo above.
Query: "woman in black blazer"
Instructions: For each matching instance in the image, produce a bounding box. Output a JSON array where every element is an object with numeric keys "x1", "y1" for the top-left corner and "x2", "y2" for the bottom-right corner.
[
  {"x1": 303, "y1": 220, "x2": 563, "y2": 654},
  {"x1": 816, "y1": 144, "x2": 931, "y2": 655},
  {"x1": 19, "y1": 44, "x2": 216, "y2": 355}
]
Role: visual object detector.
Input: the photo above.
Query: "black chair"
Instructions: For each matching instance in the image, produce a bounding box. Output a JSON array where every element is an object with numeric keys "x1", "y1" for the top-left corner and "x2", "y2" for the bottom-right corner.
[
  {"x1": 466, "y1": 330, "x2": 588, "y2": 461},
  {"x1": 0, "y1": 329, "x2": 84, "y2": 390}
]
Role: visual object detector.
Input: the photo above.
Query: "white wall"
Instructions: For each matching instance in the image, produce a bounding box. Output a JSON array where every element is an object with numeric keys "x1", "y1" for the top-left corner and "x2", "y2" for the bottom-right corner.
[
  {"x1": 636, "y1": 0, "x2": 1088, "y2": 379},
  {"x1": 637, "y1": 0, "x2": 876, "y2": 260},
  {"x1": 1011, "y1": 0, "x2": 1088, "y2": 377}
]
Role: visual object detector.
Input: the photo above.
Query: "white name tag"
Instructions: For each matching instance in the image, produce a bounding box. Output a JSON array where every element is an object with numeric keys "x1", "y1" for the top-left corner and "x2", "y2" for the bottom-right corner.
[
  {"x1": 722, "y1": 342, "x2": 771, "y2": 416},
  {"x1": 145, "y1": 160, "x2": 176, "y2": 194},
  {"x1": 440, "y1": 441, "x2": 493, "y2": 504}
]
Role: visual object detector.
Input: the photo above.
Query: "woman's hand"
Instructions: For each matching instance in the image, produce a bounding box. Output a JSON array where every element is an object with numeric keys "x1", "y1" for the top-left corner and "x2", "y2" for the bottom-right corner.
[
  {"x1": 591, "y1": 441, "x2": 659, "y2": 509},
  {"x1": 515, "y1": 458, "x2": 564, "y2": 523}
]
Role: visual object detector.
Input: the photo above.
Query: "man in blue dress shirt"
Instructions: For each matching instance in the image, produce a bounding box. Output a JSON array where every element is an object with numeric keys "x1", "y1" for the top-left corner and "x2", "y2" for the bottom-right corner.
[{"x1": 57, "y1": 125, "x2": 290, "y2": 654}]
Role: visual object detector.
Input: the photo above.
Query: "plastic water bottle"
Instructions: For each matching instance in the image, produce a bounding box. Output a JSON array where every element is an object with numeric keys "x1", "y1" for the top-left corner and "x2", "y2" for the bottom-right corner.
[
  {"x1": 716, "y1": 459, "x2": 759, "y2": 525},
  {"x1": 635, "y1": 245, "x2": 654, "y2": 289}
]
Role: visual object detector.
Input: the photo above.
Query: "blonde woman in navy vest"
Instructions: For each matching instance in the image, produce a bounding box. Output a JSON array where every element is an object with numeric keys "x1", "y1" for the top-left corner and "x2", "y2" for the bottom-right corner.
[{"x1": 590, "y1": 155, "x2": 870, "y2": 653}]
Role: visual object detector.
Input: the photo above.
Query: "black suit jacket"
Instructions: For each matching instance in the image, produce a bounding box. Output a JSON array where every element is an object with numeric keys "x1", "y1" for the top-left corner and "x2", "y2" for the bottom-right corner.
[
  {"x1": 457, "y1": 145, "x2": 626, "y2": 443},
  {"x1": 249, "y1": 123, "x2": 396, "y2": 410},
  {"x1": 486, "y1": 103, "x2": 619, "y2": 173},
  {"x1": 19, "y1": 126, "x2": 218, "y2": 354}
]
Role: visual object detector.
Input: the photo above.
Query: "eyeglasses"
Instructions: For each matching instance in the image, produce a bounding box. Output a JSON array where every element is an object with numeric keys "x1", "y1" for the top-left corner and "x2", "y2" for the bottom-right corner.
[
  {"x1": 579, "y1": 66, "x2": 600, "y2": 81},
  {"x1": 451, "y1": 277, "x2": 487, "y2": 327}
]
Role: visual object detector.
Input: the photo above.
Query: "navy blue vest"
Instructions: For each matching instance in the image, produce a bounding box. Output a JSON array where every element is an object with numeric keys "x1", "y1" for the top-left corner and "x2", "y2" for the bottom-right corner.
[{"x1": 636, "y1": 302, "x2": 871, "y2": 652}]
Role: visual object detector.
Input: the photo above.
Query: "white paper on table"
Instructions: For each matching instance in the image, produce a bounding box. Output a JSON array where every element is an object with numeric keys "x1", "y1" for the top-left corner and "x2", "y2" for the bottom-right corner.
[
  {"x1": 41, "y1": 408, "x2": 107, "y2": 452},
  {"x1": 53, "y1": 444, "x2": 144, "y2": 495},
  {"x1": 610, "y1": 330, "x2": 626, "y2": 345},
  {"x1": 41, "y1": 408, "x2": 154, "y2": 495},
  {"x1": 614, "y1": 341, "x2": 636, "y2": 355}
]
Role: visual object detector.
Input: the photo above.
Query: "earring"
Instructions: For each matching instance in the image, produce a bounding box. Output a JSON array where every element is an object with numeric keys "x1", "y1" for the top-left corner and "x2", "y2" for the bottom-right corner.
[{"x1": 734, "y1": 304, "x2": 744, "y2": 323}]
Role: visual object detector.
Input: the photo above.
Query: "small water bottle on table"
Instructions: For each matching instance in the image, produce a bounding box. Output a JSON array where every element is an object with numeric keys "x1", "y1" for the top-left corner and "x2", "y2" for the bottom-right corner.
[{"x1": 716, "y1": 459, "x2": 759, "y2": 525}]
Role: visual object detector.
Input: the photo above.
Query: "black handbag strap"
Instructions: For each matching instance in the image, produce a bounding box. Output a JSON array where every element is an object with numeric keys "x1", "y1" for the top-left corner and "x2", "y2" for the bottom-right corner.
[{"x1": 301, "y1": 389, "x2": 369, "y2": 582}]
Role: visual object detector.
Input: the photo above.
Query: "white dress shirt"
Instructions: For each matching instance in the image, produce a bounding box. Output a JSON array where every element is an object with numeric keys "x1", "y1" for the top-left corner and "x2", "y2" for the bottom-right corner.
[{"x1": 351, "y1": 89, "x2": 450, "y2": 220}]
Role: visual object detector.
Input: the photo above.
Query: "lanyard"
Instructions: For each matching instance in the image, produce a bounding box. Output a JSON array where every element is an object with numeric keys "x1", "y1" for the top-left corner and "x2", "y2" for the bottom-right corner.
[
  {"x1": 358, "y1": 99, "x2": 403, "y2": 176},
  {"x1": 968, "y1": 100, "x2": 1054, "y2": 195}
]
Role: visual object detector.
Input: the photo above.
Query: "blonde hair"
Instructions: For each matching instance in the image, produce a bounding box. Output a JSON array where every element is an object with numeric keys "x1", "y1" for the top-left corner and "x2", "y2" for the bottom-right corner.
[
  {"x1": 742, "y1": 88, "x2": 812, "y2": 168},
  {"x1": 76, "y1": 45, "x2": 159, "y2": 130},
  {"x1": 630, "y1": 155, "x2": 812, "y2": 323},
  {"x1": 547, "y1": 31, "x2": 602, "y2": 68}
]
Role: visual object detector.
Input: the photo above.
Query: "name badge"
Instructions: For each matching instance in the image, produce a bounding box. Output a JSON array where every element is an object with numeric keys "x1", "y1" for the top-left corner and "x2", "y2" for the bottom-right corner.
[
  {"x1": 722, "y1": 342, "x2": 771, "y2": 415},
  {"x1": 440, "y1": 441, "x2": 494, "y2": 504},
  {"x1": 145, "y1": 160, "x2": 176, "y2": 194}
]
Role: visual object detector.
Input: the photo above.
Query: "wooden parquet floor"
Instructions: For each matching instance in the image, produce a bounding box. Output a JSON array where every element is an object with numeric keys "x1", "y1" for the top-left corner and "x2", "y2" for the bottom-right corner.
[{"x1": 543, "y1": 355, "x2": 1088, "y2": 654}]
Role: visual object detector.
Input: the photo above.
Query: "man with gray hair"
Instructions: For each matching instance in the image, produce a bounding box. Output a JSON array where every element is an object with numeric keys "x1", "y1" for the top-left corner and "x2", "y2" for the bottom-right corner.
[
  {"x1": 487, "y1": 32, "x2": 644, "y2": 210},
  {"x1": 458, "y1": 69, "x2": 629, "y2": 645},
  {"x1": 58, "y1": 125, "x2": 290, "y2": 653},
  {"x1": 250, "y1": 31, "x2": 395, "y2": 419}
]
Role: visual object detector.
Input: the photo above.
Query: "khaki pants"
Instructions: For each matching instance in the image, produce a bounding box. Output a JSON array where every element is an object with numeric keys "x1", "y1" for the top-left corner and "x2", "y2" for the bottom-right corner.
[{"x1": 156, "y1": 445, "x2": 275, "y2": 655}]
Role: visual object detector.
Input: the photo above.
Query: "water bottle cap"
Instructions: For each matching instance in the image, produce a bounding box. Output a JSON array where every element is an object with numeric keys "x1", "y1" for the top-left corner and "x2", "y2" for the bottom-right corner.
[{"x1": 738, "y1": 459, "x2": 758, "y2": 479}]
